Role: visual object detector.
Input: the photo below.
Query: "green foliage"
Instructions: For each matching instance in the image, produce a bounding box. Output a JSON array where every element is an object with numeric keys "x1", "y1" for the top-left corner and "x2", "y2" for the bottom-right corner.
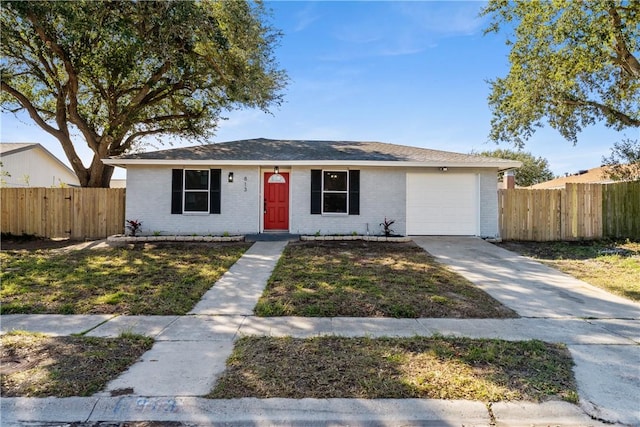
[
  {"x1": 380, "y1": 217, "x2": 396, "y2": 237},
  {"x1": 125, "y1": 219, "x2": 142, "y2": 237},
  {"x1": 482, "y1": 1, "x2": 639, "y2": 147},
  {"x1": 475, "y1": 149, "x2": 554, "y2": 187},
  {"x1": 1, "y1": 1, "x2": 287, "y2": 187},
  {"x1": 602, "y1": 138, "x2": 640, "y2": 181}
]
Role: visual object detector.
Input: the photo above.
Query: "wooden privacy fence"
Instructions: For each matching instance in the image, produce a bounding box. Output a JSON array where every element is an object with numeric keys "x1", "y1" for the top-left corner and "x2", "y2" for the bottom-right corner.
[
  {"x1": 1, "y1": 188, "x2": 125, "y2": 240},
  {"x1": 498, "y1": 182, "x2": 640, "y2": 241}
]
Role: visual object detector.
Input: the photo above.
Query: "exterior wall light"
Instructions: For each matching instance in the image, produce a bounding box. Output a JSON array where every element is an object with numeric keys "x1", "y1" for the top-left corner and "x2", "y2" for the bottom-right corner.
[
  {"x1": 274, "y1": 166, "x2": 279, "y2": 174},
  {"x1": 228, "y1": 172, "x2": 234, "y2": 183},
  {"x1": 440, "y1": 167, "x2": 448, "y2": 172}
]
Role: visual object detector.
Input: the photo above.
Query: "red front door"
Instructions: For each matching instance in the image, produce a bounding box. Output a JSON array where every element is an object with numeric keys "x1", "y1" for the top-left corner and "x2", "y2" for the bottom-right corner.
[{"x1": 264, "y1": 172, "x2": 289, "y2": 230}]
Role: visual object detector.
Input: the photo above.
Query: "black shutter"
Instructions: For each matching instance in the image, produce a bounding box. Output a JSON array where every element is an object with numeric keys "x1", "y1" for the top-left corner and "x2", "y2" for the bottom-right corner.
[
  {"x1": 311, "y1": 169, "x2": 322, "y2": 214},
  {"x1": 210, "y1": 169, "x2": 221, "y2": 214},
  {"x1": 171, "y1": 169, "x2": 183, "y2": 214},
  {"x1": 348, "y1": 170, "x2": 360, "y2": 215}
]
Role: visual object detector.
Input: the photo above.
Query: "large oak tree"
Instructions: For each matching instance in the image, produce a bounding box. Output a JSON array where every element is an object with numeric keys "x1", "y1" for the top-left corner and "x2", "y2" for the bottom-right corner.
[
  {"x1": 1, "y1": 1, "x2": 287, "y2": 187},
  {"x1": 482, "y1": 0, "x2": 639, "y2": 147},
  {"x1": 474, "y1": 149, "x2": 554, "y2": 187}
]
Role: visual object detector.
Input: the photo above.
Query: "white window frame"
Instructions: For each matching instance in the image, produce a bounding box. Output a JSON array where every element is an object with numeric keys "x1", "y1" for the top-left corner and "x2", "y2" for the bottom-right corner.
[
  {"x1": 322, "y1": 170, "x2": 349, "y2": 215},
  {"x1": 183, "y1": 169, "x2": 209, "y2": 214}
]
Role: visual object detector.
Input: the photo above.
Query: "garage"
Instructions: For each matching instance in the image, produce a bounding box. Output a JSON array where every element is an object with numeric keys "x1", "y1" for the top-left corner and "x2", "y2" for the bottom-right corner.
[{"x1": 406, "y1": 172, "x2": 479, "y2": 235}]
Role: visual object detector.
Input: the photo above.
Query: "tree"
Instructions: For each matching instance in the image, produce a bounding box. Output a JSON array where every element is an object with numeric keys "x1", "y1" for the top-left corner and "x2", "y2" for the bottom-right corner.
[
  {"x1": 602, "y1": 138, "x2": 640, "y2": 181},
  {"x1": 482, "y1": 1, "x2": 639, "y2": 148},
  {"x1": 1, "y1": 1, "x2": 286, "y2": 187},
  {"x1": 474, "y1": 148, "x2": 554, "y2": 187}
]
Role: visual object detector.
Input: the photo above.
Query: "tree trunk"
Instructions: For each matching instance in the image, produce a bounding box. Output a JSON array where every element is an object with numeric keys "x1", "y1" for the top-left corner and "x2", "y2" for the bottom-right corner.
[{"x1": 79, "y1": 155, "x2": 115, "y2": 188}]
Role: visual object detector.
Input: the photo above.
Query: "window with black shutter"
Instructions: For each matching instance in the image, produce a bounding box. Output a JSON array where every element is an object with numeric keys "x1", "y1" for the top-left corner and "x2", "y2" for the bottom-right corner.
[
  {"x1": 310, "y1": 169, "x2": 359, "y2": 215},
  {"x1": 171, "y1": 169, "x2": 221, "y2": 214}
]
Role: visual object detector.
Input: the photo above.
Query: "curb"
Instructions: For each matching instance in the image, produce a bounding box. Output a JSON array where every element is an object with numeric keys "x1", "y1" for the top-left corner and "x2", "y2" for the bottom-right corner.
[{"x1": 1, "y1": 397, "x2": 614, "y2": 426}]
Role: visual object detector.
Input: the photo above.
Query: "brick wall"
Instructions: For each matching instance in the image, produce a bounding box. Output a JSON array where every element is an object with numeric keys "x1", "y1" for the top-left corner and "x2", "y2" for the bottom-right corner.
[
  {"x1": 125, "y1": 165, "x2": 499, "y2": 237},
  {"x1": 289, "y1": 166, "x2": 406, "y2": 236},
  {"x1": 125, "y1": 166, "x2": 260, "y2": 235}
]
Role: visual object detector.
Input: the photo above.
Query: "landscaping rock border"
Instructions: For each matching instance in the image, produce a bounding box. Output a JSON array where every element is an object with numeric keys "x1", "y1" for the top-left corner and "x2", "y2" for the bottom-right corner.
[
  {"x1": 107, "y1": 234, "x2": 244, "y2": 247},
  {"x1": 300, "y1": 235, "x2": 411, "y2": 242}
]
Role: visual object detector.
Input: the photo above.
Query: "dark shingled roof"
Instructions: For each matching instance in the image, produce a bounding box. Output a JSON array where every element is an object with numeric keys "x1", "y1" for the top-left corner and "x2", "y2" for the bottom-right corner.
[{"x1": 113, "y1": 138, "x2": 515, "y2": 165}]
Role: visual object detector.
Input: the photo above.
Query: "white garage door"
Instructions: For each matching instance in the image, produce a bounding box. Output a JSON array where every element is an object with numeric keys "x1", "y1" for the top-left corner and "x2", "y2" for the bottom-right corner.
[{"x1": 406, "y1": 173, "x2": 479, "y2": 235}]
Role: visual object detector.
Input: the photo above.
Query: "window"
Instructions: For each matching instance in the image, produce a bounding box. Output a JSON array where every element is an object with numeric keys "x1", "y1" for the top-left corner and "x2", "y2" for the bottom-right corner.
[
  {"x1": 311, "y1": 169, "x2": 359, "y2": 215},
  {"x1": 323, "y1": 171, "x2": 348, "y2": 213},
  {"x1": 171, "y1": 169, "x2": 221, "y2": 214},
  {"x1": 184, "y1": 170, "x2": 209, "y2": 212}
]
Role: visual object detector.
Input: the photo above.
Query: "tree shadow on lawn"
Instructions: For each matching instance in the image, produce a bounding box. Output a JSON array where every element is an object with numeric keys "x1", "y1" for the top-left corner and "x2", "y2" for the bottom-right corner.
[
  {"x1": 0, "y1": 243, "x2": 251, "y2": 315},
  {"x1": 1, "y1": 332, "x2": 153, "y2": 397},
  {"x1": 255, "y1": 241, "x2": 517, "y2": 318},
  {"x1": 498, "y1": 240, "x2": 640, "y2": 301}
]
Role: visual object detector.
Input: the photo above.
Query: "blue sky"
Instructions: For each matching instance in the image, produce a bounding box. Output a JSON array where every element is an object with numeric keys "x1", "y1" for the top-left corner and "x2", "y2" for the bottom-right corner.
[{"x1": 1, "y1": 1, "x2": 637, "y2": 180}]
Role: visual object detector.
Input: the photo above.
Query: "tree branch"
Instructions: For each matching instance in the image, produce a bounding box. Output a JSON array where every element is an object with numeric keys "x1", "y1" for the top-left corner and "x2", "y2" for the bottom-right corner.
[
  {"x1": 607, "y1": 4, "x2": 640, "y2": 78},
  {"x1": 118, "y1": 127, "x2": 181, "y2": 155},
  {"x1": 26, "y1": 11, "x2": 101, "y2": 153},
  {"x1": 1, "y1": 81, "x2": 61, "y2": 137},
  {"x1": 140, "y1": 113, "x2": 200, "y2": 124},
  {"x1": 1, "y1": 81, "x2": 89, "y2": 183},
  {"x1": 562, "y1": 94, "x2": 640, "y2": 127},
  {"x1": 126, "y1": 61, "x2": 172, "y2": 109}
]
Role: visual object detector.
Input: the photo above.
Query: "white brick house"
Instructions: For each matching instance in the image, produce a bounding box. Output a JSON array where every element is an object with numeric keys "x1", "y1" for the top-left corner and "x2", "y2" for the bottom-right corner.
[{"x1": 103, "y1": 139, "x2": 520, "y2": 237}]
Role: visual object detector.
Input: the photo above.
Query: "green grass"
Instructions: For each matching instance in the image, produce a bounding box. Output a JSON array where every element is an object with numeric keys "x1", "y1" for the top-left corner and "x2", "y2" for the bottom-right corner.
[
  {"x1": 0, "y1": 243, "x2": 250, "y2": 314},
  {"x1": 255, "y1": 241, "x2": 517, "y2": 318},
  {"x1": 499, "y1": 240, "x2": 640, "y2": 301},
  {"x1": 1, "y1": 331, "x2": 153, "y2": 397},
  {"x1": 209, "y1": 336, "x2": 577, "y2": 403}
]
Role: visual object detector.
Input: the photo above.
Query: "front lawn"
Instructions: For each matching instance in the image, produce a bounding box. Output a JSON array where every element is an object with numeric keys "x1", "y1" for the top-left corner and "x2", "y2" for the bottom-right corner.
[
  {"x1": 0, "y1": 243, "x2": 250, "y2": 314},
  {"x1": 1, "y1": 331, "x2": 153, "y2": 397},
  {"x1": 210, "y1": 336, "x2": 577, "y2": 403},
  {"x1": 498, "y1": 240, "x2": 640, "y2": 302},
  {"x1": 255, "y1": 241, "x2": 517, "y2": 318}
]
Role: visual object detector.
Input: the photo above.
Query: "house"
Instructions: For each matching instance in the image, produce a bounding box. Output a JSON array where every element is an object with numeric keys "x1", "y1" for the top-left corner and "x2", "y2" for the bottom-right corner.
[
  {"x1": 528, "y1": 166, "x2": 616, "y2": 189},
  {"x1": 103, "y1": 138, "x2": 521, "y2": 237},
  {"x1": 0, "y1": 143, "x2": 80, "y2": 187}
]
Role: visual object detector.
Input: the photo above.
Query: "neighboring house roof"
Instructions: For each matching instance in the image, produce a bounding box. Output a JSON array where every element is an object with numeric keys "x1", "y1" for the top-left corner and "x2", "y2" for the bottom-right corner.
[
  {"x1": 529, "y1": 166, "x2": 616, "y2": 189},
  {"x1": 0, "y1": 142, "x2": 78, "y2": 179},
  {"x1": 1, "y1": 142, "x2": 41, "y2": 155},
  {"x1": 105, "y1": 138, "x2": 521, "y2": 170}
]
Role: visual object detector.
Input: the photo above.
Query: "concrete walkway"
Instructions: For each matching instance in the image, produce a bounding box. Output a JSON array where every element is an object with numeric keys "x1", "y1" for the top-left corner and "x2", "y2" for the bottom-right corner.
[{"x1": 2, "y1": 237, "x2": 639, "y2": 426}]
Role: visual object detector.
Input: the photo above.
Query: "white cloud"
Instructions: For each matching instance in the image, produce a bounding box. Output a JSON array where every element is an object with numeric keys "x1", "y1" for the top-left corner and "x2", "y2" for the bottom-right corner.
[
  {"x1": 395, "y1": 1, "x2": 487, "y2": 36},
  {"x1": 319, "y1": 2, "x2": 484, "y2": 61},
  {"x1": 292, "y1": 2, "x2": 323, "y2": 32}
]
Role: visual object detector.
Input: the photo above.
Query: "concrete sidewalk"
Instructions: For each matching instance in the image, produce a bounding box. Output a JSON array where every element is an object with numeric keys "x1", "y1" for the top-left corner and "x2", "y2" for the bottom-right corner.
[{"x1": 2, "y1": 237, "x2": 639, "y2": 426}]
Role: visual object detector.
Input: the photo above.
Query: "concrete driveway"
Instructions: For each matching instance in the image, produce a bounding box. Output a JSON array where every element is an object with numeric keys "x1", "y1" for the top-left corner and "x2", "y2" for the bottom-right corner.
[{"x1": 413, "y1": 236, "x2": 640, "y2": 426}]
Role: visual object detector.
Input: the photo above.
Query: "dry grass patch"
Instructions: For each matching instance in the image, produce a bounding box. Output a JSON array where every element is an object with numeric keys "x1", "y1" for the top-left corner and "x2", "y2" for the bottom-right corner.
[
  {"x1": 255, "y1": 241, "x2": 516, "y2": 318},
  {"x1": 1, "y1": 331, "x2": 153, "y2": 397},
  {"x1": 0, "y1": 242, "x2": 250, "y2": 315},
  {"x1": 210, "y1": 336, "x2": 577, "y2": 403},
  {"x1": 499, "y1": 240, "x2": 640, "y2": 301}
]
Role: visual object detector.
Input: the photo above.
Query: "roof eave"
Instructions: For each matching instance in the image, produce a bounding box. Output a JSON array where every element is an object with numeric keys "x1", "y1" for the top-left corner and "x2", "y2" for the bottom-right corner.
[{"x1": 103, "y1": 158, "x2": 522, "y2": 170}]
